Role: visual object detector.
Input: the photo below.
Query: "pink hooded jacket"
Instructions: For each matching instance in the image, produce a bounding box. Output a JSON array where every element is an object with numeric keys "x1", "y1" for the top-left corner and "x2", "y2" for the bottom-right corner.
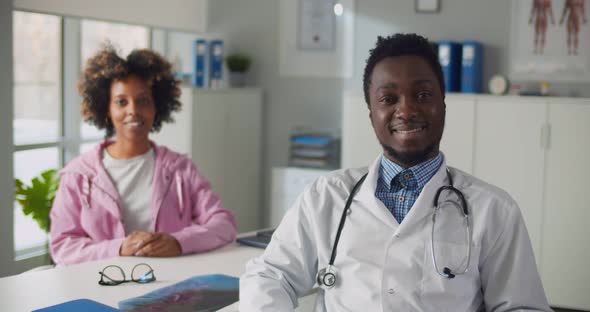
[{"x1": 49, "y1": 141, "x2": 237, "y2": 265}]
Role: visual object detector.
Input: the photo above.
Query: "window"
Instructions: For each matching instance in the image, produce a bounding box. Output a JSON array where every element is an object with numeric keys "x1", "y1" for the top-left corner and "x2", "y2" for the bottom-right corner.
[
  {"x1": 13, "y1": 12, "x2": 150, "y2": 260},
  {"x1": 13, "y1": 12, "x2": 61, "y2": 146},
  {"x1": 13, "y1": 11, "x2": 62, "y2": 259}
]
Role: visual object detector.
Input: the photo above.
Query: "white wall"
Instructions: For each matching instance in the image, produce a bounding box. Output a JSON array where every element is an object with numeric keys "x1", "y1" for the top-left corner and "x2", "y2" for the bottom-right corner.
[
  {"x1": 207, "y1": 0, "x2": 590, "y2": 228},
  {"x1": 13, "y1": 0, "x2": 208, "y2": 33},
  {"x1": 208, "y1": 0, "x2": 345, "y2": 226},
  {"x1": 346, "y1": 0, "x2": 511, "y2": 94},
  {"x1": 1, "y1": 0, "x2": 15, "y2": 277},
  {"x1": 205, "y1": 0, "x2": 514, "y2": 225}
]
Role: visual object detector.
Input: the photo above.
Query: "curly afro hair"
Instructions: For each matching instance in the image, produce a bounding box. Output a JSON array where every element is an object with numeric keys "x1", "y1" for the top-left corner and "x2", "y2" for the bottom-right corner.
[
  {"x1": 362, "y1": 33, "x2": 445, "y2": 105},
  {"x1": 78, "y1": 45, "x2": 181, "y2": 138}
]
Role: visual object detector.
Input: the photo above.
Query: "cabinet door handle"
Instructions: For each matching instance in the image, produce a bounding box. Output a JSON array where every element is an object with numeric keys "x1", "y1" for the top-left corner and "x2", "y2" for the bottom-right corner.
[{"x1": 540, "y1": 124, "x2": 551, "y2": 150}]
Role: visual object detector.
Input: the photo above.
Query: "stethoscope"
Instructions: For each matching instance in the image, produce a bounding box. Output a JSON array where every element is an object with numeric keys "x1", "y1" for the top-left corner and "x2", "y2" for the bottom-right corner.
[{"x1": 316, "y1": 168, "x2": 471, "y2": 289}]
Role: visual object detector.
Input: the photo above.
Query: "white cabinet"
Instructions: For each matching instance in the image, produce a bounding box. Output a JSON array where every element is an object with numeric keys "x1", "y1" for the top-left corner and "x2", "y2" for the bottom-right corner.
[
  {"x1": 151, "y1": 86, "x2": 193, "y2": 156},
  {"x1": 191, "y1": 88, "x2": 262, "y2": 232},
  {"x1": 439, "y1": 95, "x2": 476, "y2": 174},
  {"x1": 341, "y1": 92, "x2": 590, "y2": 310},
  {"x1": 152, "y1": 88, "x2": 262, "y2": 232},
  {"x1": 269, "y1": 167, "x2": 331, "y2": 228},
  {"x1": 542, "y1": 101, "x2": 590, "y2": 308},
  {"x1": 471, "y1": 97, "x2": 547, "y2": 266}
]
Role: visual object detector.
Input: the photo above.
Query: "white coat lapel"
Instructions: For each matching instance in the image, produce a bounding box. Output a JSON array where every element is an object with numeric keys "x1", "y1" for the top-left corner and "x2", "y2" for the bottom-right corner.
[{"x1": 356, "y1": 155, "x2": 399, "y2": 230}]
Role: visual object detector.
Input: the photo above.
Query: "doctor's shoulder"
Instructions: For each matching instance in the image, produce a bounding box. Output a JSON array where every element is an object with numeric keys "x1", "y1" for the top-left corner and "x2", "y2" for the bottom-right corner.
[
  {"x1": 289, "y1": 166, "x2": 369, "y2": 221},
  {"x1": 450, "y1": 167, "x2": 522, "y2": 219},
  {"x1": 295, "y1": 167, "x2": 368, "y2": 208},
  {"x1": 308, "y1": 166, "x2": 369, "y2": 194}
]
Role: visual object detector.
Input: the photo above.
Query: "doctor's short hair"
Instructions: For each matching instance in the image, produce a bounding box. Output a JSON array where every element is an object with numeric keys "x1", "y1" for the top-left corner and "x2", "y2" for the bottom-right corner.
[
  {"x1": 78, "y1": 44, "x2": 181, "y2": 138},
  {"x1": 362, "y1": 33, "x2": 445, "y2": 105}
]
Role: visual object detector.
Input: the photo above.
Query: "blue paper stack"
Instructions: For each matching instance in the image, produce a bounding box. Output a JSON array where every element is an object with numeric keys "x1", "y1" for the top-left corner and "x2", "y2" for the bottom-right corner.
[{"x1": 289, "y1": 133, "x2": 340, "y2": 169}]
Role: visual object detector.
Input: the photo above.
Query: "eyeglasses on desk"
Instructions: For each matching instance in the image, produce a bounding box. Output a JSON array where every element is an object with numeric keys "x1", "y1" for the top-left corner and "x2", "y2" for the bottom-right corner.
[{"x1": 98, "y1": 263, "x2": 156, "y2": 286}]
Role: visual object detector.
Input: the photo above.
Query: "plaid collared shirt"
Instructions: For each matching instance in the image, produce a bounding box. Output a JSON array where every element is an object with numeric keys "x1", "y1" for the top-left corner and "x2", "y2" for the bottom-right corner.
[{"x1": 375, "y1": 153, "x2": 443, "y2": 224}]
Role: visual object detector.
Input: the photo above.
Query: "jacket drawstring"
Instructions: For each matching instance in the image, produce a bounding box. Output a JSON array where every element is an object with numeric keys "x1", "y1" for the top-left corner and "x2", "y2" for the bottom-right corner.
[
  {"x1": 176, "y1": 174, "x2": 184, "y2": 219},
  {"x1": 81, "y1": 176, "x2": 90, "y2": 208}
]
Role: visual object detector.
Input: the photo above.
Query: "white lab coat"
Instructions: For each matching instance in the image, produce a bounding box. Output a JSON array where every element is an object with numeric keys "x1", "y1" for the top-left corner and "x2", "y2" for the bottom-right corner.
[{"x1": 240, "y1": 155, "x2": 551, "y2": 312}]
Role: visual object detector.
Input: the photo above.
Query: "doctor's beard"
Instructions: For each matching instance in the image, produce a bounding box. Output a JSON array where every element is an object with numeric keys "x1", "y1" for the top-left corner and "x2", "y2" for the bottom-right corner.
[{"x1": 379, "y1": 141, "x2": 439, "y2": 168}]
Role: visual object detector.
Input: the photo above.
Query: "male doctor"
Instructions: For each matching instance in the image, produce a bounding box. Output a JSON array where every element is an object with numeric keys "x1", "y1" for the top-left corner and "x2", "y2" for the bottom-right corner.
[{"x1": 240, "y1": 33, "x2": 551, "y2": 311}]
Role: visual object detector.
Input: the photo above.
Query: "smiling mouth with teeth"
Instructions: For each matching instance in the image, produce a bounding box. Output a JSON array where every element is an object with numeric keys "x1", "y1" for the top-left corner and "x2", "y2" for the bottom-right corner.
[
  {"x1": 125, "y1": 121, "x2": 144, "y2": 127},
  {"x1": 391, "y1": 126, "x2": 427, "y2": 134}
]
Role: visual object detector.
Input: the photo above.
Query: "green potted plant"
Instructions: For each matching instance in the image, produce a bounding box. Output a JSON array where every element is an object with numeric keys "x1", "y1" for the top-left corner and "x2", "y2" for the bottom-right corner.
[
  {"x1": 225, "y1": 53, "x2": 252, "y2": 87},
  {"x1": 15, "y1": 169, "x2": 59, "y2": 238}
]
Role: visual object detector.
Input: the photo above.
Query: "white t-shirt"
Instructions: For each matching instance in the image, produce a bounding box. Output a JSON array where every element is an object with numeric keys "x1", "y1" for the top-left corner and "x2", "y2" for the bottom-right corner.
[{"x1": 102, "y1": 148, "x2": 155, "y2": 234}]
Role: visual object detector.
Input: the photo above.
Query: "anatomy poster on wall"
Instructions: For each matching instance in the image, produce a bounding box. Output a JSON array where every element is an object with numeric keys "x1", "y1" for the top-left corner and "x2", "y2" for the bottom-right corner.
[{"x1": 510, "y1": 0, "x2": 590, "y2": 81}]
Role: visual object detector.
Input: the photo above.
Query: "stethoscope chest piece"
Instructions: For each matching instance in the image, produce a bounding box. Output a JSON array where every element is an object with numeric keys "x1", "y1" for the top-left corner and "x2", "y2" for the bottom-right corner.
[{"x1": 317, "y1": 265, "x2": 338, "y2": 289}]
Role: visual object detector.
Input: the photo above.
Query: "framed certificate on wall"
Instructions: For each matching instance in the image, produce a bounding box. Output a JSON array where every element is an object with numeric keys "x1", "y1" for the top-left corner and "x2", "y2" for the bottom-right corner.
[
  {"x1": 298, "y1": 0, "x2": 336, "y2": 50},
  {"x1": 415, "y1": 0, "x2": 440, "y2": 13},
  {"x1": 279, "y1": 0, "x2": 355, "y2": 78}
]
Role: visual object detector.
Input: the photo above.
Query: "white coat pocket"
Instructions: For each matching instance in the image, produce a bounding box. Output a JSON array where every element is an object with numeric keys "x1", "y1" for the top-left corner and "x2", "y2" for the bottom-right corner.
[{"x1": 420, "y1": 241, "x2": 481, "y2": 311}]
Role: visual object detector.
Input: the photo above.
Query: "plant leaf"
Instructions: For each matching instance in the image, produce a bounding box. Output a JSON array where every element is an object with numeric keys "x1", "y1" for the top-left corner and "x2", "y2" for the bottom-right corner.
[{"x1": 14, "y1": 169, "x2": 60, "y2": 233}]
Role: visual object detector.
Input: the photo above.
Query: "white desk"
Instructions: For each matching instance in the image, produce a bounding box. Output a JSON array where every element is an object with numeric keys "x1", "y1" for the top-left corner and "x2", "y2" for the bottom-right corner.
[
  {"x1": 0, "y1": 243, "x2": 254, "y2": 311},
  {"x1": 0, "y1": 242, "x2": 317, "y2": 311}
]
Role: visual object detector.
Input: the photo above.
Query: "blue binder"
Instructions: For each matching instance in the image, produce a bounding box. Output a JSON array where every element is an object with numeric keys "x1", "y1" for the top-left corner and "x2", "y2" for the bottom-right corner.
[
  {"x1": 192, "y1": 39, "x2": 207, "y2": 88},
  {"x1": 33, "y1": 299, "x2": 118, "y2": 312},
  {"x1": 438, "y1": 41, "x2": 462, "y2": 93},
  {"x1": 209, "y1": 40, "x2": 224, "y2": 89},
  {"x1": 461, "y1": 41, "x2": 483, "y2": 93}
]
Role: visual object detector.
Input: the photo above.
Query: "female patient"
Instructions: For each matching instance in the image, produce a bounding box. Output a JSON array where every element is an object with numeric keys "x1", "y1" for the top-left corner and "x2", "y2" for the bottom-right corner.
[{"x1": 50, "y1": 46, "x2": 237, "y2": 265}]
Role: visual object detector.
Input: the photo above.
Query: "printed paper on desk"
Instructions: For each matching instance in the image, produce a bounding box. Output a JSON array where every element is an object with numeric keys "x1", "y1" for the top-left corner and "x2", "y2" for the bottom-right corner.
[{"x1": 118, "y1": 274, "x2": 239, "y2": 312}]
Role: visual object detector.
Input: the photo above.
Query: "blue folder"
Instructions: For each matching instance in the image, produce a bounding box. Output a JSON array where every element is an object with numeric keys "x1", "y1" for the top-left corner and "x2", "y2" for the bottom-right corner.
[
  {"x1": 192, "y1": 39, "x2": 207, "y2": 88},
  {"x1": 209, "y1": 40, "x2": 224, "y2": 88},
  {"x1": 438, "y1": 41, "x2": 462, "y2": 92},
  {"x1": 461, "y1": 41, "x2": 483, "y2": 93},
  {"x1": 33, "y1": 299, "x2": 119, "y2": 312}
]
